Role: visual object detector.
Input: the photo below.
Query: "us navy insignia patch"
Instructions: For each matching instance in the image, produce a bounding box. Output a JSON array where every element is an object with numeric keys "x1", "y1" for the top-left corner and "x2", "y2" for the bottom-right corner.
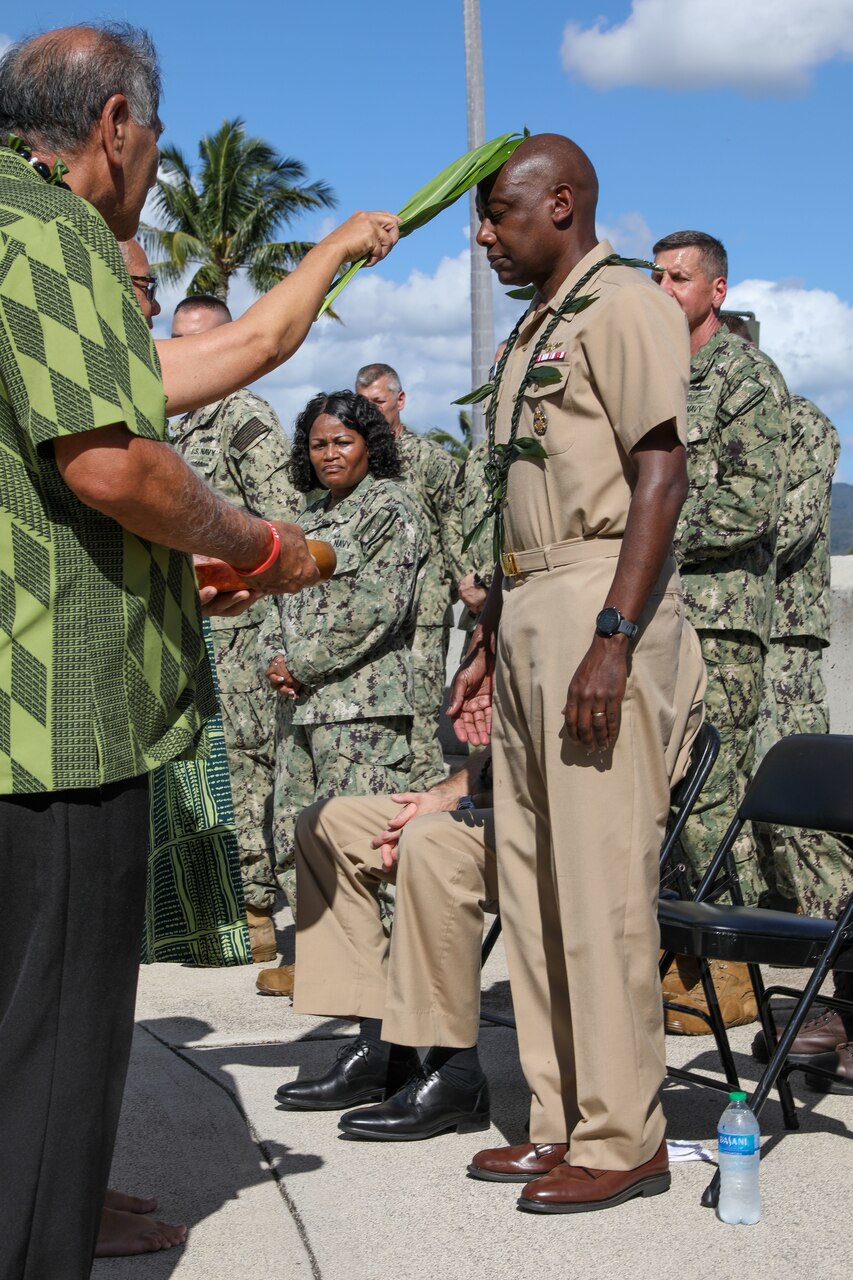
[{"x1": 533, "y1": 405, "x2": 548, "y2": 437}]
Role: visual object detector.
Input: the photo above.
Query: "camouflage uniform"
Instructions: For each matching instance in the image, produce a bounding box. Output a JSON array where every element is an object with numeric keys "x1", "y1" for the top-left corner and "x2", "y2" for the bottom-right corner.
[
  {"x1": 673, "y1": 327, "x2": 790, "y2": 903},
  {"x1": 754, "y1": 395, "x2": 852, "y2": 918},
  {"x1": 171, "y1": 389, "x2": 301, "y2": 910},
  {"x1": 455, "y1": 439, "x2": 495, "y2": 650},
  {"x1": 396, "y1": 427, "x2": 465, "y2": 787},
  {"x1": 259, "y1": 474, "x2": 429, "y2": 913}
]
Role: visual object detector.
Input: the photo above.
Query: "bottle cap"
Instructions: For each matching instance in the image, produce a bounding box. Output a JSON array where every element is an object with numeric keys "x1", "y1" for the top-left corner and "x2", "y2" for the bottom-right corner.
[{"x1": 729, "y1": 1091, "x2": 747, "y2": 1101}]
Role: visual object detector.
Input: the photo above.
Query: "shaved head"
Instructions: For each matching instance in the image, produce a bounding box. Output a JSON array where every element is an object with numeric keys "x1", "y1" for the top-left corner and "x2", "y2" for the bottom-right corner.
[
  {"x1": 476, "y1": 132, "x2": 600, "y2": 299},
  {"x1": 491, "y1": 133, "x2": 598, "y2": 222}
]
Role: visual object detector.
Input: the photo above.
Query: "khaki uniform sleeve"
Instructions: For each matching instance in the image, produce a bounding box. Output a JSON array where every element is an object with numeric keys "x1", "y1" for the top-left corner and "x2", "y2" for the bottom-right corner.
[{"x1": 580, "y1": 285, "x2": 689, "y2": 454}]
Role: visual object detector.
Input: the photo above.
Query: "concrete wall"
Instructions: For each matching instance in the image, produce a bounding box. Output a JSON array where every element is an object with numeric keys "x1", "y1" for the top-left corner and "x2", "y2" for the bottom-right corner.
[{"x1": 827, "y1": 557, "x2": 853, "y2": 733}]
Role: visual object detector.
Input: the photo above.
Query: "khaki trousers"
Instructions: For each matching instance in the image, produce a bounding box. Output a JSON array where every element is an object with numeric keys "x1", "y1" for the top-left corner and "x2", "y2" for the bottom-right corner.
[
  {"x1": 293, "y1": 794, "x2": 496, "y2": 1047},
  {"x1": 491, "y1": 556, "x2": 691, "y2": 1171}
]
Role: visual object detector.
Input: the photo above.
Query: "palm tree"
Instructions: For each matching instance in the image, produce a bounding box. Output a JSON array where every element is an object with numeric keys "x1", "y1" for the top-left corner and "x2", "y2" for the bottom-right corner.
[
  {"x1": 142, "y1": 118, "x2": 336, "y2": 301},
  {"x1": 425, "y1": 410, "x2": 475, "y2": 464}
]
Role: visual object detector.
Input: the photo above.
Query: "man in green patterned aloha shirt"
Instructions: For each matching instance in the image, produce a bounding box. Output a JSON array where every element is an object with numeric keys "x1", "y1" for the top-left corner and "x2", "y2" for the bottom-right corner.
[{"x1": 0, "y1": 22, "x2": 398, "y2": 1276}]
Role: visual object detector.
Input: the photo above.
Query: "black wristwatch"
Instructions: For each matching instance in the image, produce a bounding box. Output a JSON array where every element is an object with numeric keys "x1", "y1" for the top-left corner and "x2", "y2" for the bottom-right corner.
[
  {"x1": 456, "y1": 796, "x2": 477, "y2": 811},
  {"x1": 595, "y1": 607, "x2": 638, "y2": 640}
]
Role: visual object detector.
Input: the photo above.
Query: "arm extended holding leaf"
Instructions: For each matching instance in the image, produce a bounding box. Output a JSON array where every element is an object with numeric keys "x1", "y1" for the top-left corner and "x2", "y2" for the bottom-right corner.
[{"x1": 156, "y1": 211, "x2": 400, "y2": 415}]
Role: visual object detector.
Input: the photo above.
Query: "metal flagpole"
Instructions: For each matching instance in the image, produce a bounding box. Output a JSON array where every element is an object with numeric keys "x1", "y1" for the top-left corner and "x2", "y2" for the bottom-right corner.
[{"x1": 463, "y1": 0, "x2": 493, "y2": 444}]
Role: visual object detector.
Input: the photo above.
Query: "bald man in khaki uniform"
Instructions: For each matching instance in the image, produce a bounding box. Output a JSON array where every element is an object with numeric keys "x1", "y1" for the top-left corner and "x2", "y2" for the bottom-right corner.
[{"x1": 449, "y1": 135, "x2": 693, "y2": 1214}]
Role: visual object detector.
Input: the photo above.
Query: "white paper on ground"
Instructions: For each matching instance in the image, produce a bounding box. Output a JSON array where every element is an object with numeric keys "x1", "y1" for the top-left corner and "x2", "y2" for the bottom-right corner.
[{"x1": 666, "y1": 1139, "x2": 714, "y2": 1163}]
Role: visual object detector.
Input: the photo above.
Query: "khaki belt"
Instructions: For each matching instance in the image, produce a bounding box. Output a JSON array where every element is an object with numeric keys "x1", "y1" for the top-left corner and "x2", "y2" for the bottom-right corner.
[{"x1": 500, "y1": 538, "x2": 623, "y2": 578}]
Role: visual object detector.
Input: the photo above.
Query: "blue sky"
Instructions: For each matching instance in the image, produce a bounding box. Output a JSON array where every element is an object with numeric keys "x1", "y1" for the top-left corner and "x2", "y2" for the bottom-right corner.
[{"x1": 3, "y1": 1, "x2": 853, "y2": 474}]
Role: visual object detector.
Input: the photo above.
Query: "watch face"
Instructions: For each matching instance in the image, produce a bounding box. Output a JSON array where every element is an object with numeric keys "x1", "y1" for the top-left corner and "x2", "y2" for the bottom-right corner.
[{"x1": 597, "y1": 607, "x2": 620, "y2": 635}]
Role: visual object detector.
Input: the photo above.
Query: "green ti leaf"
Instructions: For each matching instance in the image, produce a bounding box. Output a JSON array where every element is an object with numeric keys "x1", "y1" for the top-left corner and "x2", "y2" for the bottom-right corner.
[
  {"x1": 507, "y1": 436, "x2": 548, "y2": 461},
  {"x1": 563, "y1": 291, "x2": 598, "y2": 314},
  {"x1": 612, "y1": 257, "x2": 656, "y2": 271},
  {"x1": 506, "y1": 285, "x2": 536, "y2": 300},
  {"x1": 453, "y1": 382, "x2": 494, "y2": 406},
  {"x1": 318, "y1": 130, "x2": 526, "y2": 316},
  {"x1": 526, "y1": 365, "x2": 563, "y2": 387}
]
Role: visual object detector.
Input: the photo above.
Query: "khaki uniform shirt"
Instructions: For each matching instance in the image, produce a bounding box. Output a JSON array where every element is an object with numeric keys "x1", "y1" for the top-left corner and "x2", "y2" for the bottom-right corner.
[{"x1": 495, "y1": 241, "x2": 689, "y2": 552}]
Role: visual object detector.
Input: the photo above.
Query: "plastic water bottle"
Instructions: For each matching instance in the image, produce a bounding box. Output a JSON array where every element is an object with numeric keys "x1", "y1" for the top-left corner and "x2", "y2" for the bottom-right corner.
[{"x1": 717, "y1": 1090, "x2": 761, "y2": 1224}]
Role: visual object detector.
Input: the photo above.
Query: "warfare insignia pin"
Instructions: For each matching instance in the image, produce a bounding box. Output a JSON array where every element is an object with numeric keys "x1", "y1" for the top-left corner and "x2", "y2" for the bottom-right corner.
[{"x1": 533, "y1": 405, "x2": 548, "y2": 437}]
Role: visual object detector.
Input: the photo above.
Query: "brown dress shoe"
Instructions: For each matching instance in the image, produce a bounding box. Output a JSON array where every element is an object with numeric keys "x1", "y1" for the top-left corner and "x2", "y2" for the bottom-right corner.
[
  {"x1": 751, "y1": 1006, "x2": 850, "y2": 1063},
  {"x1": 805, "y1": 1041, "x2": 853, "y2": 1095},
  {"x1": 468, "y1": 1142, "x2": 568, "y2": 1183},
  {"x1": 518, "y1": 1139, "x2": 670, "y2": 1213},
  {"x1": 246, "y1": 906, "x2": 277, "y2": 963},
  {"x1": 256, "y1": 963, "x2": 295, "y2": 997},
  {"x1": 662, "y1": 956, "x2": 757, "y2": 1034}
]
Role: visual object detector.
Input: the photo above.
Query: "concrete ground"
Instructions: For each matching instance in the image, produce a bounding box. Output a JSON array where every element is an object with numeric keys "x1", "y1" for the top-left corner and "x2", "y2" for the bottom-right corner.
[{"x1": 93, "y1": 907, "x2": 851, "y2": 1280}]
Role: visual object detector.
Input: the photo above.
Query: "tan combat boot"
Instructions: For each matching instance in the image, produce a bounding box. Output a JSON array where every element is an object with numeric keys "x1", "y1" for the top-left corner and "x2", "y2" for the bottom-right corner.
[
  {"x1": 245, "y1": 906, "x2": 277, "y2": 964},
  {"x1": 661, "y1": 954, "x2": 758, "y2": 1034},
  {"x1": 256, "y1": 964, "x2": 295, "y2": 997}
]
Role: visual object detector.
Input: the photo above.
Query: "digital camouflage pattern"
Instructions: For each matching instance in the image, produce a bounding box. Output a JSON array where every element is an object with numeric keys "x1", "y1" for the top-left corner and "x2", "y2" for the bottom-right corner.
[
  {"x1": 171, "y1": 388, "x2": 301, "y2": 909},
  {"x1": 771, "y1": 394, "x2": 839, "y2": 645},
  {"x1": 674, "y1": 325, "x2": 790, "y2": 646},
  {"x1": 674, "y1": 326, "x2": 790, "y2": 899},
  {"x1": 676, "y1": 631, "x2": 767, "y2": 903},
  {"x1": 753, "y1": 395, "x2": 849, "y2": 918},
  {"x1": 396, "y1": 427, "x2": 465, "y2": 786},
  {"x1": 272, "y1": 713, "x2": 413, "y2": 913},
  {"x1": 170, "y1": 387, "x2": 301, "y2": 632},
  {"x1": 260, "y1": 473, "x2": 427, "y2": 910},
  {"x1": 455, "y1": 439, "x2": 495, "y2": 648},
  {"x1": 754, "y1": 640, "x2": 852, "y2": 917},
  {"x1": 0, "y1": 151, "x2": 215, "y2": 793}
]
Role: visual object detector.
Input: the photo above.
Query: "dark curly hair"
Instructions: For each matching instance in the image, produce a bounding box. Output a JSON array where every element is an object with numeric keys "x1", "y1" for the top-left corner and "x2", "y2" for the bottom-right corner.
[{"x1": 288, "y1": 390, "x2": 403, "y2": 493}]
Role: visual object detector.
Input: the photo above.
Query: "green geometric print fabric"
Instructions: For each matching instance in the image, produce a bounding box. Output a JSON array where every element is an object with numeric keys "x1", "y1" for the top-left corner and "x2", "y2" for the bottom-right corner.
[
  {"x1": 143, "y1": 623, "x2": 251, "y2": 967},
  {"x1": 0, "y1": 151, "x2": 216, "y2": 792}
]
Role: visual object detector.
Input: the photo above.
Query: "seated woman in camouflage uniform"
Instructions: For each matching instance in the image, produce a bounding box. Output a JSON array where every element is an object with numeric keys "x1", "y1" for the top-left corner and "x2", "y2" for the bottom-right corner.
[{"x1": 259, "y1": 391, "x2": 429, "y2": 969}]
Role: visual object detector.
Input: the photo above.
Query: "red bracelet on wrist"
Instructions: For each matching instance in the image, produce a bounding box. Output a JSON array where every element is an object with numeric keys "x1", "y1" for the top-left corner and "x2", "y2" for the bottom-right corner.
[{"x1": 237, "y1": 520, "x2": 281, "y2": 578}]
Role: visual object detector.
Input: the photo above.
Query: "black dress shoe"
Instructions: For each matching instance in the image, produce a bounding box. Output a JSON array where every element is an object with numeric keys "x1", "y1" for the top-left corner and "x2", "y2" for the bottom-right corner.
[
  {"x1": 275, "y1": 1039, "x2": 420, "y2": 1111},
  {"x1": 337, "y1": 1066, "x2": 490, "y2": 1140}
]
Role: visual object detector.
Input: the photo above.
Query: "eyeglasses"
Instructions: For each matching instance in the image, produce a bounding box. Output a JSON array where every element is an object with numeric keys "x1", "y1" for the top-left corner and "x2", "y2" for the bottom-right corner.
[{"x1": 129, "y1": 274, "x2": 158, "y2": 303}]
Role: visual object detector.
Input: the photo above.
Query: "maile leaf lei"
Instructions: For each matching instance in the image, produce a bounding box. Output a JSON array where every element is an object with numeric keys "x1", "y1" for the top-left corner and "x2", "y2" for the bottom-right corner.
[{"x1": 459, "y1": 255, "x2": 655, "y2": 561}]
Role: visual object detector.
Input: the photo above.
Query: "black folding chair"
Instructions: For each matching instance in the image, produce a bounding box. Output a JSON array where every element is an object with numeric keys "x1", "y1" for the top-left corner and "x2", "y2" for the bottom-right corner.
[
  {"x1": 480, "y1": 720, "x2": 721, "y2": 1029},
  {"x1": 658, "y1": 733, "x2": 853, "y2": 1207}
]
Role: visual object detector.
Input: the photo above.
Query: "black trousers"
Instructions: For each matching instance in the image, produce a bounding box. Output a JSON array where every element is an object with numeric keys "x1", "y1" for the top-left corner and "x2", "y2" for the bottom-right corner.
[{"x1": 0, "y1": 774, "x2": 150, "y2": 1280}]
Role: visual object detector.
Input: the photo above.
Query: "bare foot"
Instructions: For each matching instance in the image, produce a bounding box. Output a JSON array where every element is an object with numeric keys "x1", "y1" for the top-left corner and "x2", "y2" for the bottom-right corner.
[
  {"x1": 104, "y1": 1188, "x2": 158, "y2": 1215},
  {"x1": 95, "y1": 1207, "x2": 188, "y2": 1257}
]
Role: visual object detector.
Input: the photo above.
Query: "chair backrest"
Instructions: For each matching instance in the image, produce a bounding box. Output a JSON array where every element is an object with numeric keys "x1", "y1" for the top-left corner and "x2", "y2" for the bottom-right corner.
[
  {"x1": 660, "y1": 721, "x2": 721, "y2": 871},
  {"x1": 740, "y1": 734, "x2": 853, "y2": 836}
]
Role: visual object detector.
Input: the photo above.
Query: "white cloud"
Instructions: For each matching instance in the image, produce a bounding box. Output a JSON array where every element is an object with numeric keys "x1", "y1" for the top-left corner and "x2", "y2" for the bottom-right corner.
[
  {"x1": 153, "y1": 249, "x2": 494, "y2": 435},
  {"x1": 726, "y1": 278, "x2": 853, "y2": 414},
  {"x1": 561, "y1": 0, "x2": 853, "y2": 95},
  {"x1": 596, "y1": 212, "x2": 654, "y2": 260}
]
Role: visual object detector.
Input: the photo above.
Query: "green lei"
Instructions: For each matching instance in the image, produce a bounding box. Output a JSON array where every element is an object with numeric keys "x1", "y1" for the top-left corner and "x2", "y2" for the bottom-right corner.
[
  {"x1": 3, "y1": 133, "x2": 70, "y2": 187},
  {"x1": 459, "y1": 254, "x2": 654, "y2": 561}
]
